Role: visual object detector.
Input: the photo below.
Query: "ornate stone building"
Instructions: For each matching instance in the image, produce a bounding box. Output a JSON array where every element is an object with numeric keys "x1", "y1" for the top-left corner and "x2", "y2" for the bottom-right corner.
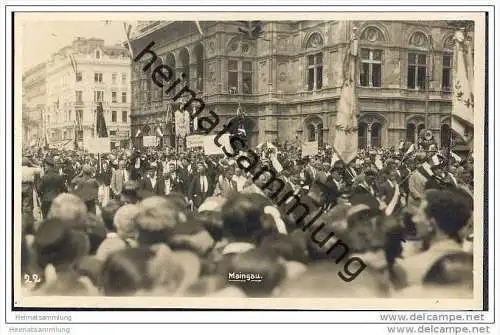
[
  {"x1": 22, "y1": 62, "x2": 47, "y2": 146},
  {"x1": 44, "y1": 37, "x2": 131, "y2": 149},
  {"x1": 129, "y1": 20, "x2": 460, "y2": 149}
]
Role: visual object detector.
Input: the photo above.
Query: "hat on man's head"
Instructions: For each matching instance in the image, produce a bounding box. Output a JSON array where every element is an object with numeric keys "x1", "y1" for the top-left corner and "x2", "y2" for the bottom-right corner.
[
  {"x1": 44, "y1": 157, "x2": 56, "y2": 167},
  {"x1": 219, "y1": 159, "x2": 229, "y2": 169},
  {"x1": 121, "y1": 181, "x2": 141, "y2": 204},
  {"x1": 135, "y1": 196, "x2": 187, "y2": 235},
  {"x1": 350, "y1": 192, "x2": 380, "y2": 211},
  {"x1": 82, "y1": 164, "x2": 93, "y2": 175},
  {"x1": 34, "y1": 217, "x2": 90, "y2": 269}
]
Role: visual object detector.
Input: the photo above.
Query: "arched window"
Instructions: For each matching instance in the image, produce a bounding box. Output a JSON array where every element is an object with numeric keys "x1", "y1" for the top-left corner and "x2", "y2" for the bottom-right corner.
[
  {"x1": 164, "y1": 53, "x2": 176, "y2": 99},
  {"x1": 371, "y1": 122, "x2": 382, "y2": 148},
  {"x1": 194, "y1": 43, "x2": 204, "y2": 91},
  {"x1": 179, "y1": 48, "x2": 190, "y2": 85},
  {"x1": 441, "y1": 123, "x2": 451, "y2": 148},
  {"x1": 407, "y1": 31, "x2": 430, "y2": 90},
  {"x1": 358, "y1": 122, "x2": 368, "y2": 149},
  {"x1": 305, "y1": 33, "x2": 324, "y2": 91},
  {"x1": 406, "y1": 123, "x2": 416, "y2": 143},
  {"x1": 417, "y1": 123, "x2": 426, "y2": 138},
  {"x1": 317, "y1": 123, "x2": 324, "y2": 147},
  {"x1": 307, "y1": 124, "x2": 316, "y2": 142}
]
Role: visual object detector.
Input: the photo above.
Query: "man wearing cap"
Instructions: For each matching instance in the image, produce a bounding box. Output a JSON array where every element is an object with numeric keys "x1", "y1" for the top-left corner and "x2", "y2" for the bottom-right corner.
[{"x1": 39, "y1": 157, "x2": 67, "y2": 219}]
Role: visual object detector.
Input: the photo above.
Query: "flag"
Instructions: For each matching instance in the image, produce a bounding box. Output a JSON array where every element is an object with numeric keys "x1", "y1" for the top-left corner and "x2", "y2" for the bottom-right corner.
[
  {"x1": 73, "y1": 120, "x2": 79, "y2": 150},
  {"x1": 135, "y1": 129, "x2": 142, "y2": 138},
  {"x1": 451, "y1": 151, "x2": 462, "y2": 163},
  {"x1": 333, "y1": 28, "x2": 359, "y2": 164},
  {"x1": 95, "y1": 102, "x2": 108, "y2": 138},
  {"x1": 156, "y1": 126, "x2": 164, "y2": 137},
  {"x1": 68, "y1": 53, "x2": 78, "y2": 77},
  {"x1": 374, "y1": 155, "x2": 384, "y2": 170},
  {"x1": 451, "y1": 28, "x2": 474, "y2": 142},
  {"x1": 123, "y1": 22, "x2": 134, "y2": 59},
  {"x1": 193, "y1": 105, "x2": 198, "y2": 131},
  {"x1": 402, "y1": 143, "x2": 416, "y2": 161},
  {"x1": 195, "y1": 21, "x2": 203, "y2": 36},
  {"x1": 398, "y1": 140, "x2": 405, "y2": 151},
  {"x1": 330, "y1": 150, "x2": 341, "y2": 167}
]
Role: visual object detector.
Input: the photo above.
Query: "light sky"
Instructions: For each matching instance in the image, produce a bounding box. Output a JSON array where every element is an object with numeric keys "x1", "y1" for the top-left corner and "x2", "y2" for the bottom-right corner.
[{"x1": 22, "y1": 21, "x2": 134, "y2": 72}]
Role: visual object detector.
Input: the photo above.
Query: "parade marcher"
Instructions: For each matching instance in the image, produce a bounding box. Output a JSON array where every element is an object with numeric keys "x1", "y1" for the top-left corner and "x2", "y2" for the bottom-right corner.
[
  {"x1": 39, "y1": 157, "x2": 67, "y2": 219},
  {"x1": 213, "y1": 160, "x2": 237, "y2": 198},
  {"x1": 139, "y1": 163, "x2": 165, "y2": 197},
  {"x1": 22, "y1": 156, "x2": 42, "y2": 233},
  {"x1": 163, "y1": 162, "x2": 184, "y2": 196},
  {"x1": 73, "y1": 164, "x2": 100, "y2": 215},
  {"x1": 110, "y1": 160, "x2": 130, "y2": 200},
  {"x1": 97, "y1": 158, "x2": 113, "y2": 207},
  {"x1": 189, "y1": 163, "x2": 214, "y2": 210}
]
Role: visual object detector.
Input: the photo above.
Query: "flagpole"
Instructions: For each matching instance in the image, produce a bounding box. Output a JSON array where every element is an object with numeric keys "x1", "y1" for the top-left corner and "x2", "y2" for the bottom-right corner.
[{"x1": 424, "y1": 34, "x2": 433, "y2": 129}]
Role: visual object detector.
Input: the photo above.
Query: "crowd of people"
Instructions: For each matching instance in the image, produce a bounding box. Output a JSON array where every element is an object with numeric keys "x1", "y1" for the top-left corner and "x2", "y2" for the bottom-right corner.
[{"x1": 20, "y1": 134, "x2": 475, "y2": 299}]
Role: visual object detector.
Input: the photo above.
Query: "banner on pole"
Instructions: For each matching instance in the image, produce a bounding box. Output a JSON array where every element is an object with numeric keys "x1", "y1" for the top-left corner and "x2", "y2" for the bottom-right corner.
[
  {"x1": 143, "y1": 135, "x2": 157, "y2": 147},
  {"x1": 84, "y1": 137, "x2": 110, "y2": 153},
  {"x1": 302, "y1": 141, "x2": 318, "y2": 157}
]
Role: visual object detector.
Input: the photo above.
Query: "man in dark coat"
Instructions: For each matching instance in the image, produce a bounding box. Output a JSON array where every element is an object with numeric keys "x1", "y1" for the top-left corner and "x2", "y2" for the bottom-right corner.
[
  {"x1": 73, "y1": 164, "x2": 100, "y2": 214},
  {"x1": 188, "y1": 163, "x2": 214, "y2": 210},
  {"x1": 39, "y1": 157, "x2": 67, "y2": 219},
  {"x1": 139, "y1": 163, "x2": 165, "y2": 197}
]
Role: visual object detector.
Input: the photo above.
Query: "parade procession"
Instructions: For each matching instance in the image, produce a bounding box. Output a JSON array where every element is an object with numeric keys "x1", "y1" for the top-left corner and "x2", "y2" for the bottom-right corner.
[{"x1": 20, "y1": 20, "x2": 475, "y2": 299}]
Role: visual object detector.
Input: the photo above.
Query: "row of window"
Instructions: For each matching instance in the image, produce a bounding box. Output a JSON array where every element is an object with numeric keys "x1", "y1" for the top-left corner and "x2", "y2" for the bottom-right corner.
[
  {"x1": 51, "y1": 130, "x2": 130, "y2": 142},
  {"x1": 75, "y1": 72, "x2": 128, "y2": 85},
  {"x1": 307, "y1": 50, "x2": 453, "y2": 91},
  {"x1": 307, "y1": 122, "x2": 450, "y2": 149},
  {"x1": 221, "y1": 50, "x2": 453, "y2": 93},
  {"x1": 75, "y1": 90, "x2": 128, "y2": 103},
  {"x1": 52, "y1": 109, "x2": 128, "y2": 124}
]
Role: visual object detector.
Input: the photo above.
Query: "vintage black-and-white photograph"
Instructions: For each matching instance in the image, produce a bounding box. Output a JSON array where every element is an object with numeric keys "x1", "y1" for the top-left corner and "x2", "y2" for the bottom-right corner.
[{"x1": 16, "y1": 14, "x2": 484, "y2": 309}]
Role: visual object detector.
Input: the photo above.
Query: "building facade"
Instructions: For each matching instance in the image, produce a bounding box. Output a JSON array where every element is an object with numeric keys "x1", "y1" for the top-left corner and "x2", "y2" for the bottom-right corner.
[
  {"x1": 45, "y1": 37, "x2": 131, "y2": 150},
  {"x1": 129, "y1": 20, "x2": 464, "y2": 149},
  {"x1": 22, "y1": 62, "x2": 47, "y2": 147}
]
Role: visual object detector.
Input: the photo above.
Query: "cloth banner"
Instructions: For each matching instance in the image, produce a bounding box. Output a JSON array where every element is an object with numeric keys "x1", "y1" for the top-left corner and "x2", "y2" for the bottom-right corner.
[
  {"x1": 451, "y1": 29, "x2": 474, "y2": 142},
  {"x1": 333, "y1": 29, "x2": 359, "y2": 164}
]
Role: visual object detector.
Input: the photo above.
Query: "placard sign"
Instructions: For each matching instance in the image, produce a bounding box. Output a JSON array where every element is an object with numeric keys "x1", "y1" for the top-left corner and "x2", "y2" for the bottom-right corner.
[
  {"x1": 143, "y1": 136, "x2": 157, "y2": 147},
  {"x1": 203, "y1": 134, "x2": 231, "y2": 155},
  {"x1": 84, "y1": 137, "x2": 111, "y2": 153},
  {"x1": 186, "y1": 135, "x2": 205, "y2": 149},
  {"x1": 301, "y1": 141, "x2": 318, "y2": 157}
]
